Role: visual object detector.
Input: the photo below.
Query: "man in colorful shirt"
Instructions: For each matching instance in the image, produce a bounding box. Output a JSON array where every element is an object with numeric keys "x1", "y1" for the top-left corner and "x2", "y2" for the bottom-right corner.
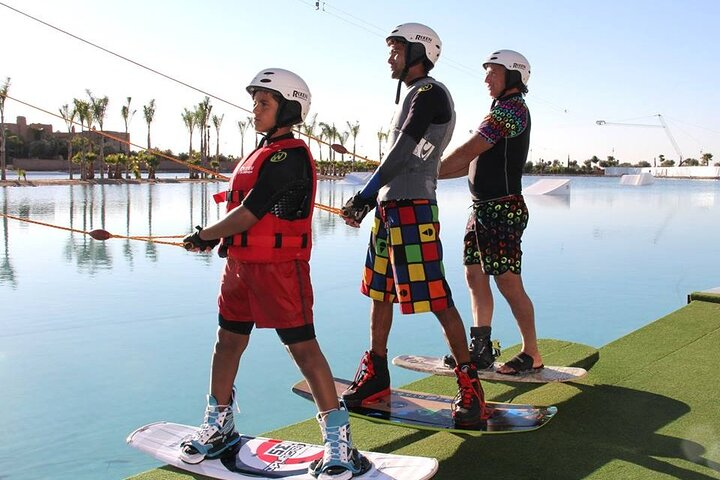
[{"x1": 439, "y1": 50, "x2": 543, "y2": 376}]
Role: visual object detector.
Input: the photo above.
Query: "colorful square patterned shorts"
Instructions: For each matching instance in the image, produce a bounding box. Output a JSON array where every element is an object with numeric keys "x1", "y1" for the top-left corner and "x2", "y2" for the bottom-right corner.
[
  {"x1": 463, "y1": 194, "x2": 529, "y2": 275},
  {"x1": 360, "y1": 199, "x2": 454, "y2": 314}
]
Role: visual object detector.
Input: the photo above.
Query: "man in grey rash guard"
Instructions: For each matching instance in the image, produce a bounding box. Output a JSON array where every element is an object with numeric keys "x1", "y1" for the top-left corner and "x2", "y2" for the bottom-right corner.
[{"x1": 340, "y1": 22, "x2": 489, "y2": 428}]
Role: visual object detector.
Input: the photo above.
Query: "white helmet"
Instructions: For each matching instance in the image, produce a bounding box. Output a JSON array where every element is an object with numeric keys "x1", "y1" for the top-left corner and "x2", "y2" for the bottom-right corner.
[
  {"x1": 386, "y1": 23, "x2": 442, "y2": 68},
  {"x1": 483, "y1": 50, "x2": 531, "y2": 86},
  {"x1": 246, "y1": 68, "x2": 311, "y2": 126}
]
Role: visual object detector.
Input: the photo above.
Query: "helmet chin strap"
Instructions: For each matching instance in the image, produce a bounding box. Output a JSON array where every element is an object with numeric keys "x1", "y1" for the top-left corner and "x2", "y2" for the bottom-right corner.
[
  {"x1": 395, "y1": 66, "x2": 409, "y2": 104},
  {"x1": 259, "y1": 125, "x2": 279, "y2": 147}
]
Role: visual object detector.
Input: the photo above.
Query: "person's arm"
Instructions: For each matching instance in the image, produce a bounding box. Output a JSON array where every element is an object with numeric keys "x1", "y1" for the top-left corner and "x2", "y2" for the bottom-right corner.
[
  {"x1": 199, "y1": 205, "x2": 260, "y2": 240},
  {"x1": 439, "y1": 134, "x2": 493, "y2": 179},
  {"x1": 183, "y1": 206, "x2": 259, "y2": 252}
]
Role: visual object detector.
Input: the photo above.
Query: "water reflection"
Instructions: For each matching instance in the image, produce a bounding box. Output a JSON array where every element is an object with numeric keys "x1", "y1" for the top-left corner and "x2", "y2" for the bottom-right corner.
[
  {"x1": 1, "y1": 182, "x2": 225, "y2": 283},
  {"x1": 0, "y1": 180, "x2": 369, "y2": 286},
  {"x1": 1, "y1": 189, "x2": 17, "y2": 288}
]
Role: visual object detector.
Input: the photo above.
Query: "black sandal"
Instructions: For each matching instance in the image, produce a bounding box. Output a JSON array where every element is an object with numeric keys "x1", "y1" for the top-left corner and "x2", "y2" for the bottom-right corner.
[{"x1": 497, "y1": 352, "x2": 544, "y2": 375}]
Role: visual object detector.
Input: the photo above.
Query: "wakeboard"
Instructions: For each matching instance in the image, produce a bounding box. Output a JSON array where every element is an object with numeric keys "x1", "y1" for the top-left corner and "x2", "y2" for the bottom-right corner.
[
  {"x1": 292, "y1": 378, "x2": 557, "y2": 435},
  {"x1": 393, "y1": 354, "x2": 587, "y2": 383},
  {"x1": 127, "y1": 421, "x2": 437, "y2": 480}
]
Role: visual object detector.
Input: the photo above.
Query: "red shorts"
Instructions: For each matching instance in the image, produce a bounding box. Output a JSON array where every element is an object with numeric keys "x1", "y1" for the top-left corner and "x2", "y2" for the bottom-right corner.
[{"x1": 218, "y1": 258, "x2": 314, "y2": 329}]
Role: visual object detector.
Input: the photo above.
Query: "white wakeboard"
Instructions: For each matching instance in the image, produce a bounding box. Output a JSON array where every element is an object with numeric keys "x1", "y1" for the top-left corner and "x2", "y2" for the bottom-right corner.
[
  {"x1": 393, "y1": 354, "x2": 587, "y2": 383},
  {"x1": 127, "y1": 421, "x2": 438, "y2": 480}
]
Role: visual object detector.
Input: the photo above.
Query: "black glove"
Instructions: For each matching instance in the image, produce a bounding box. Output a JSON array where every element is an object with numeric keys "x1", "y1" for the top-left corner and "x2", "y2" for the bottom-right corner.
[
  {"x1": 341, "y1": 192, "x2": 377, "y2": 224},
  {"x1": 183, "y1": 226, "x2": 220, "y2": 251}
]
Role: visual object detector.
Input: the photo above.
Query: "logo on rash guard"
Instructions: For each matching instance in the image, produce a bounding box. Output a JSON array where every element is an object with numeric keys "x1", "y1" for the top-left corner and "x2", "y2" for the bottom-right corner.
[
  {"x1": 270, "y1": 151, "x2": 288, "y2": 163},
  {"x1": 413, "y1": 138, "x2": 435, "y2": 161},
  {"x1": 418, "y1": 84, "x2": 433, "y2": 93}
]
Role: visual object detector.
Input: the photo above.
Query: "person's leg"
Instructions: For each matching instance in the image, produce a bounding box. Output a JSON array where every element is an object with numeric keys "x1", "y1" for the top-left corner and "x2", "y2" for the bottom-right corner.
[
  {"x1": 494, "y1": 272, "x2": 543, "y2": 372},
  {"x1": 435, "y1": 306, "x2": 471, "y2": 365},
  {"x1": 286, "y1": 338, "x2": 338, "y2": 412},
  {"x1": 466, "y1": 264, "x2": 493, "y2": 328},
  {"x1": 435, "y1": 306, "x2": 489, "y2": 426},
  {"x1": 180, "y1": 326, "x2": 248, "y2": 464},
  {"x1": 285, "y1": 334, "x2": 366, "y2": 478},
  {"x1": 370, "y1": 299, "x2": 393, "y2": 356},
  {"x1": 210, "y1": 327, "x2": 250, "y2": 404},
  {"x1": 343, "y1": 205, "x2": 394, "y2": 407},
  {"x1": 341, "y1": 300, "x2": 392, "y2": 407}
]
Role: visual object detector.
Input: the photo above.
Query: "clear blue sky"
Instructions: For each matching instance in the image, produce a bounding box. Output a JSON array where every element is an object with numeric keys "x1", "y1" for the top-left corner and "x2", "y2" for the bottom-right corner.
[{"x1": 2, "y1": 0, "x2": 719, "y2": 165}]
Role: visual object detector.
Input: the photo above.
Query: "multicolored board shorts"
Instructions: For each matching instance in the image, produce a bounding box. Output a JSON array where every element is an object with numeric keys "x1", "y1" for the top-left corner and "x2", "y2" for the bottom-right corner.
[
  {"x1": 463, "y1": 194, "x2": 529, "y2": 275},
  {"x1": 361, "y1": 199, "x2": 454, "y2": 314}
]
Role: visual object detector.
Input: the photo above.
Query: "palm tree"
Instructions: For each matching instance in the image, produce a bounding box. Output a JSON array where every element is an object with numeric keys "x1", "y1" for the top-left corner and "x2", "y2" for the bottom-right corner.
[
  {"x1": 377, "y1": 128, "x2": 389, "y2": 160},
  {"x1": 187, "y1": 150, "x2": 201, "y2": 179},
  {"x1": 143, "y1": 99, "x2": 156, "y2": 150},
  {"x1": 87, "y1": 90, "x2": 109, "y2": 179},
  {"x1": 139, "y1": 150, "x2": 159, "y2": 179},
  {"x1": 59, "y1": 104, "x2": 77, "y2": 179},
  {"x1": 212, "y1": 113, "x2": 224, "y2": 168},
  {"x1": 120, "y1": 97, "x2": 136, "y2": 178},
  {"x1": 0, "y1": 77, "x2": 11, "y2": 181},
  {"x1": 73, "y1": 98, "x2": 91, "y2": 179},
  {"x1": 302, "y1": 113, "x2": 318, "y2": 158},
  {"x1": 195, "y1": 97, "x2": 212, "y2": 175},
  {"x1": 314, "y1": 128, "x2": 325, "y2": 161},
  {"x1": 105, "y1": 152, "x2": 126, "y2": 178},
  {"x1": 120, "y1": 98, "x2": 135, "y2": 151},
  {"x1": 237, "y1": 116, "x2": 253, "y2": 158},
  {"x1": 319, "y1": 122, "x2": 337, "y2": 160},
  {"x1": 181, "y1": 107, "x2": 196, "y2": 158},
  {"x1": 338, "y1": 130, "x2": 350, "y2": 162},
  {"x1": 346, "y1": 120, "x2": 360, "y2": 163}
]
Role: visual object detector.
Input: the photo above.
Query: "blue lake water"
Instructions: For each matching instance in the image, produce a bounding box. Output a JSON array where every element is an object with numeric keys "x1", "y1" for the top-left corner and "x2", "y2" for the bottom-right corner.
[{"x1": 1, "y1": 175, "x2": 718, "y2": 479}]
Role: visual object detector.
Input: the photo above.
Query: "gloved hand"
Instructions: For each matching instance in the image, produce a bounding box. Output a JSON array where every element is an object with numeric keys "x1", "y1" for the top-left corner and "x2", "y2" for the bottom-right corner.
[
  {"x1": 341, "y1": 192, "x2": 377, "y2": 226},
  {"x1": 183, "y1": 226, "x2": 220, "y2": 252}
]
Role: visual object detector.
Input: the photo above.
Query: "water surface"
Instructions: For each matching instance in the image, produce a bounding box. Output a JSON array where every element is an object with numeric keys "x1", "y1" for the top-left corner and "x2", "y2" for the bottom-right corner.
[{"x1": 1, "y1": 175, "x2": 718, "y2": 479}]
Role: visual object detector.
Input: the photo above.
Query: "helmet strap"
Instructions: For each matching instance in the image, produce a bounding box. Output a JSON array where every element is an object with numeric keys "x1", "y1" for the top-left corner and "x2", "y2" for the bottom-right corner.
[
  {"x1": 259, "y1": 126, "x2": 279, "y2": 147},
  {"x1": 394, "y1": 73, "x2": 407, "y2": 104}
]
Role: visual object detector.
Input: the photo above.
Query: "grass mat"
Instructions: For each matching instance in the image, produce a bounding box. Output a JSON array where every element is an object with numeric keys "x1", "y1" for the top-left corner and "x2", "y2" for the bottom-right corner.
[{"x1": 129, "y1": 300, "x2": 720, "y2": 479}]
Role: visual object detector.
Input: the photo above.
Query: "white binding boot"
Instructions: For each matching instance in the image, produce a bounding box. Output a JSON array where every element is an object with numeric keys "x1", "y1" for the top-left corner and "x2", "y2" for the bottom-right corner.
[
  {"x1": 179, "y1": 391, "x2": 240, "y2": 464},
  {"x1": 310, "y1": 403, "x2": 367, "y2": 479}
]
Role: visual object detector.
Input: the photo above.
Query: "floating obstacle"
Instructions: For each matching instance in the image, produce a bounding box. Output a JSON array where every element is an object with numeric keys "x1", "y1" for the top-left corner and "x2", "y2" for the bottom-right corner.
[
  {"x1": 620, "y1": 172, "x2": 655, "y2": 185},
  {"x1": 523, "y1": 178, "x2": 571, "y2": 195}
]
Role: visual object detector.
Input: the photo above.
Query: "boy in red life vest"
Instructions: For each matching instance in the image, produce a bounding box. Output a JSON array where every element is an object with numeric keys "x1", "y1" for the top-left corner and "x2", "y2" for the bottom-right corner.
[{"x1": 182, "y1": 68, "x2": 367, "y2": 479}]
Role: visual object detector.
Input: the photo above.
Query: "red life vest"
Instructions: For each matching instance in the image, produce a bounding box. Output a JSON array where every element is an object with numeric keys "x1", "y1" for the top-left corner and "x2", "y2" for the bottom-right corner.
[{"x1": 213, "y1": 138, "x2": 316, "y2": 262}]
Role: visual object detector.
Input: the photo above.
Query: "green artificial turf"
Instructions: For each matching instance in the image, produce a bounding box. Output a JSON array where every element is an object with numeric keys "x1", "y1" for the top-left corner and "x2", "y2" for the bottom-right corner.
[
  {"x1": 128, "y1": 299, "x2": 720, "y2": 480},
  {"x1": 688, "y1": 290, "x2": 720, "y2": 305}
]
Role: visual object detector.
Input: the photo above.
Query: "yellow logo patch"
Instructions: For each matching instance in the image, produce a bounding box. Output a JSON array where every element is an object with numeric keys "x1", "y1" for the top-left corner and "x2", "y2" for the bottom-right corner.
[
  {"x1": 270, "y1": 151, "x2": 288, "y2": 163},
  {"x1": 419, "y1": 84, "x2": 433, "y2": 93}
]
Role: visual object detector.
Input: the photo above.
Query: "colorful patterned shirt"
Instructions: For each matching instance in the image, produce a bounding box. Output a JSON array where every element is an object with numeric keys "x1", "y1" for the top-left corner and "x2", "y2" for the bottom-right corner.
[{"x1": 469, "y1": 93, "x2": 531, "y2": 201}]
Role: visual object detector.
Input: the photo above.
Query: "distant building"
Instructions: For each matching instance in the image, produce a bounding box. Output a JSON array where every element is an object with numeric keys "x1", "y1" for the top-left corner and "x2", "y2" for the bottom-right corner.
[
  {"x1": 4, "y1": 115, "x2": 130, "y2": 156},
  {"x1": 4, "y1": 116, "x2": 53, "y2": 143}
]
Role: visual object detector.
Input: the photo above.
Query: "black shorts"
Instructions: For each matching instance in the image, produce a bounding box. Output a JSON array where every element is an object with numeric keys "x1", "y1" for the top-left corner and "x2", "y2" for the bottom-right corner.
[
  {"x1": 463, "y1": 195, "x2": 529, "y2": 275},
  {"x1": 219, "y1": 314, "x2": 316, "y2": 345}
]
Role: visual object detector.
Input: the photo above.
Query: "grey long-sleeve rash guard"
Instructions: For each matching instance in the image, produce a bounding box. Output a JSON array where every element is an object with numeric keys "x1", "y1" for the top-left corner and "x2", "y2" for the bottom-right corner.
[{"x1": 359, "y1": 76, "x2": 455, "y2": 202}]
